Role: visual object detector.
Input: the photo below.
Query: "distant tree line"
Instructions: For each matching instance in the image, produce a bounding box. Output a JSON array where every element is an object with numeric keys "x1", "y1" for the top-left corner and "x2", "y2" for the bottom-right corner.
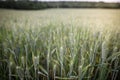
[
  {"x1": 0, "y1": 1, "x2": 47, "y2": 10},
  {"x1": 0, "y1": 0, "x2": 120, "y2": 10}
]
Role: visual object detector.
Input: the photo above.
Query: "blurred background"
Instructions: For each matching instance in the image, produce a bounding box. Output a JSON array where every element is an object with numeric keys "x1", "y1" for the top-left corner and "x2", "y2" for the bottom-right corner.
[{"x1": 0, "y1": 0, "x2": 120, "y2": 10}]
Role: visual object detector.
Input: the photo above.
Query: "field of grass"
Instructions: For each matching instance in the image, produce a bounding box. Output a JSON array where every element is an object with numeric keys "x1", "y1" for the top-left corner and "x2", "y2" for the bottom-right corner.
[{"x1": 0, "y1": 9, "x2": 120, "y2": 80}]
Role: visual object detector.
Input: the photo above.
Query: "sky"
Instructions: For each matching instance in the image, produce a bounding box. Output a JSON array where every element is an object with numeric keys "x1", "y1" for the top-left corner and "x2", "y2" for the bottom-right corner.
[{"x1": 38, "y1": 0, "x2": 120, "y2": 3}]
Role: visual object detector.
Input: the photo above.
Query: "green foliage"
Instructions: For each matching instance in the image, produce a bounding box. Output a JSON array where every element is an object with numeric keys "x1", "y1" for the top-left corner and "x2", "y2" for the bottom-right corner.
[
  {"x1": 0, "y1": 1, "x2": 120, "y2": 10},
  {"x1": 0, "y1": 1, "x2": 47, "y2": 10}
]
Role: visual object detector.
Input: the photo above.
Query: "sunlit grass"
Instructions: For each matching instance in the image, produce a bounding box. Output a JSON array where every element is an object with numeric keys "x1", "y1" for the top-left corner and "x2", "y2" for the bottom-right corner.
[{"x1": 0, "y1": 9, "x2": 120, "y2": 80}]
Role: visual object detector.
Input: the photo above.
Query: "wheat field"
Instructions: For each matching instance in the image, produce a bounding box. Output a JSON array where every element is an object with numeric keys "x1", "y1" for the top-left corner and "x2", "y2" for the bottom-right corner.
[{"x1": 0, "y1": 9, "x2": 120, "y2": 80}]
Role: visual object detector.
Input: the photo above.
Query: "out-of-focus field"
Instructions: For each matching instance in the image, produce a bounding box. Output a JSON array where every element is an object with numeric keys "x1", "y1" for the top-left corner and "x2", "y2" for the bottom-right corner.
[
  {"x1": 0, "y1": 9, "x2": 120, "y2": 28},
  {"x1": 0, "y1": 9, "x2": 120, "y2": 80}
]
